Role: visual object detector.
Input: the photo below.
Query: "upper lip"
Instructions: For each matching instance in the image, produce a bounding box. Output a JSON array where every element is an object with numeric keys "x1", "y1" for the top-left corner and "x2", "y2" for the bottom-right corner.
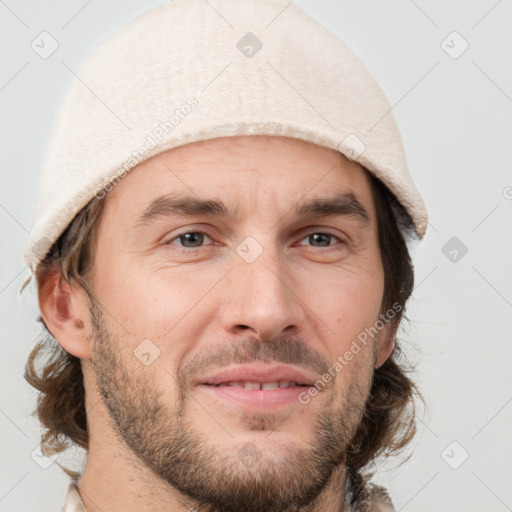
[{"x1": 198, "y1": 364, "x2": 317, "y2": 386}]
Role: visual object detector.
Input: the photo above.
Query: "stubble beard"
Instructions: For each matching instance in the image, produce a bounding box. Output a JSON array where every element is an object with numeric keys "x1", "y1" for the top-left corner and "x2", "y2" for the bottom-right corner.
[{"x1": 89, "y1": 298, "x2": 375, "y2": 512}]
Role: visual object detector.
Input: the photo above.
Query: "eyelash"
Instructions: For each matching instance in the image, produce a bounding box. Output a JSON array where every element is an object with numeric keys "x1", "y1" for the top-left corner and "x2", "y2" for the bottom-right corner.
[{"x1": 165, "y1": 230, "x2": 345, "y2": 251}]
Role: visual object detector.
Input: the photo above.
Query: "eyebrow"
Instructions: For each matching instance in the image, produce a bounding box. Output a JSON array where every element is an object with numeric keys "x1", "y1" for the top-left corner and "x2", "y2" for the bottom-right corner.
[{"x1": 135, "y1": 191, "x2": 370, "y2": 228}]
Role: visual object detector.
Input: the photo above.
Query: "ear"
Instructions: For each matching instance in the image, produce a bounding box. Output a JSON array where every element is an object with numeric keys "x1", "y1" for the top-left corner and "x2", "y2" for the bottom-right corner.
[
  {"x1": 37, "y1": 268, "x2": 93, "y2": 359},
  {"x1": 375, "y1": 321, "x2": 396, "y2": 369}
]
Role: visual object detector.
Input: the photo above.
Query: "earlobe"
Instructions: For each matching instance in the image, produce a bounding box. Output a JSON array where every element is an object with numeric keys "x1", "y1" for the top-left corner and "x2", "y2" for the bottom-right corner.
[{"x1": 38, "y1": 270, "x2": 92, "y2": 360}]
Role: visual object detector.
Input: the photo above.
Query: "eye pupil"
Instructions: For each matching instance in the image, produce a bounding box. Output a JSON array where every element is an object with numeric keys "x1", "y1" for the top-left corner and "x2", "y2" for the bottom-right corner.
[
  {"x1": 180, "y1": 232, "x2": 204, "y2": 247},
  {"x1": 309, "y1": 233, "x2": 331, "y2": 247}
]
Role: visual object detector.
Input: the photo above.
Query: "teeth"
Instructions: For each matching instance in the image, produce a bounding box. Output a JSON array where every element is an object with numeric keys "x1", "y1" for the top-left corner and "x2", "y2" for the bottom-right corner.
[
  {"x1": 225, "y1": 381, "x2": 244, "y2": 388},
  {"x1": 221, "y1": 381, "x2": 298, "y2": 389},
  {"x1": 244, "y1": 382, "x2": 261, "y2": 390}
]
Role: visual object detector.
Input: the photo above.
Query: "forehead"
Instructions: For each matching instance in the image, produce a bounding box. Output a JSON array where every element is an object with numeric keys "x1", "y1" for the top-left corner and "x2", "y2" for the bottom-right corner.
[{"x1": 102, "y1": 135, "x2": 376, "y2": 220}]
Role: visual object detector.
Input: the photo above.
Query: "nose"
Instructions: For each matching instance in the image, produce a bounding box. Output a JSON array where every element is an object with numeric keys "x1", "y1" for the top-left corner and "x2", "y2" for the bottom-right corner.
[{"x1": 218, "y1": 241, "x2": 304, "y2": 341}]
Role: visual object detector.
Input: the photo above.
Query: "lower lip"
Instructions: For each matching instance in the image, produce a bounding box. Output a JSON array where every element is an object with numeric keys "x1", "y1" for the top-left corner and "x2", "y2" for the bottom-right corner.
[{"x1": 198, "y1": 384, "x2": 309, "y2": 409}]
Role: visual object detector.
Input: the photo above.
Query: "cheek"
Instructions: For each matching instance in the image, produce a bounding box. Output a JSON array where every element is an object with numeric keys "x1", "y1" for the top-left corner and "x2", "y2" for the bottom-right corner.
[
  {"x1": 91, "y1": 253, "x2": 165, "y2": 342},
  {"x1": 92, "y1": 256, "x2": 212, "y2": 372},
  {"x1": 300, "y1": 260, "x2": 384, "y2": 356}
]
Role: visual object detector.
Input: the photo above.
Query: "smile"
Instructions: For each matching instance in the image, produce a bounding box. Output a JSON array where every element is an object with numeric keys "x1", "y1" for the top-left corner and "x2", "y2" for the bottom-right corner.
[{"x1": 207, "y1": 381, "x2": 307, "y2": 390}]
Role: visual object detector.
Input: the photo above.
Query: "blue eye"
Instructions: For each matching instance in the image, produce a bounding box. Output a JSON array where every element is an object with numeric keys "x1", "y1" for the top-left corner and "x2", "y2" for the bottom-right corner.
[
  {"x1": 165, "y1": 231, "x2": 343, "y2": 250},
  {"x1": 168, "y1": 232, "x2": 213, "y2": 248},
  {"x1": 300, "y1": 233, "x2": 341, "y2": 247}
]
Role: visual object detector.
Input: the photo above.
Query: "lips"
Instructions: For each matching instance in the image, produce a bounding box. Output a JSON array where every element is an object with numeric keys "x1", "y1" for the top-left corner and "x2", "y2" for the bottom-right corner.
[
  {"x1": 196, "y1": 364, "x2": 320, "y2": 410},
  {"x1": 198, "y1": 363, "x2": 317, "y2": 388},
  {"x1": 212, "y1": 380, "x2": 304, "y2": 390}
]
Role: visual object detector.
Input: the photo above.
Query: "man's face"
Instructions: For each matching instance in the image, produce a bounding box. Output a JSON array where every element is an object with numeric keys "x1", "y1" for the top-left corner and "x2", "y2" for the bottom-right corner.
[{"x1": 86, "y1": 135, "x2": 389, "y2": 511}]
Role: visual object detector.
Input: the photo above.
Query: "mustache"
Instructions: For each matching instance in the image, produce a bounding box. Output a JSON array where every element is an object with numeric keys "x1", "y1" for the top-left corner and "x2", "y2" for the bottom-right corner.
[{"x1": 179, "y1": 336, "x2": 331, "y2": 385}]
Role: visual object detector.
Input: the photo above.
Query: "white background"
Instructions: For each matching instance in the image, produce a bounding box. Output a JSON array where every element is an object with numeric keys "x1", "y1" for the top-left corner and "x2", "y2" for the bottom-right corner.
[{"x1": 1, "y1": 1, "x2": 511, "y2": 510}]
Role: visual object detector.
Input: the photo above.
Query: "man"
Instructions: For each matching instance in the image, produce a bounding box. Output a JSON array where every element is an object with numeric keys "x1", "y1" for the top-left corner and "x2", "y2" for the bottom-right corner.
[{"x1": 22, "y1": 1, "x2": 428, "y2": 511}]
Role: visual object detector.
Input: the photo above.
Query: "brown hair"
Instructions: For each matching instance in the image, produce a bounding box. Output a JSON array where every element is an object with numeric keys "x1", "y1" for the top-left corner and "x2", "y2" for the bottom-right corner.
[{"x1": 24, "y1": 171, "x2": 422, "y2": 501}]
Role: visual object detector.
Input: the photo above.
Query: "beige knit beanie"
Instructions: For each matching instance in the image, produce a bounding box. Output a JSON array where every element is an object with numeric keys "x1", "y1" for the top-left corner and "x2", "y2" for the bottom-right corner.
[{"x1": 22, "y1": 0, "x2": 428, "y2": 286}]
